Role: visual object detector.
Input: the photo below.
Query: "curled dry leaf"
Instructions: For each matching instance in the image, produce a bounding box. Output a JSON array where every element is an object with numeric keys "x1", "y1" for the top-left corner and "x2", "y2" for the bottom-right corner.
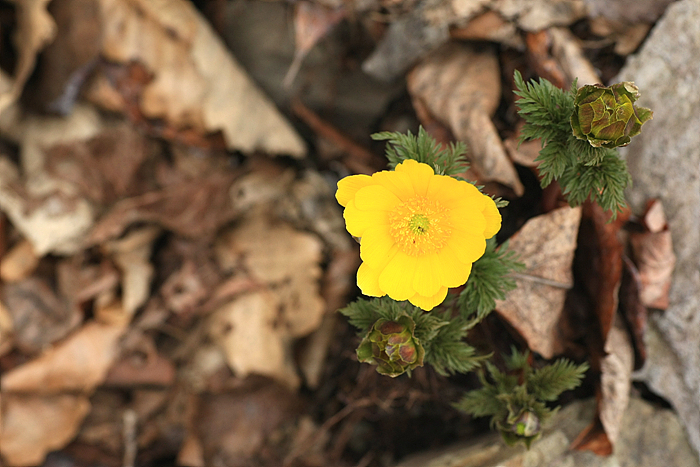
[
  {"x1": 88, "y1": 169, "x2": 239, "y2": 244},
  {"x1": 525, "y1": 29, "x2": 568, "y2": 89},
  {"x1": 630, "y1": 200, "x2": 675, "y2": 310},
  {"x1": 1, "y1": 320, "x2": 127, "y2": 394},
  {"x1": 91, "y1": 0, "x2": 306, "y2": 157},
  {"x1": 107, "y1": 226, "x2": 161, "y2": 317},
  {"x1": 0, "y1": 0, "x2": 56, "y2": 112},
  {"x1": 0, "y1": 394, "x2": 91, "y2": 467},
  {"x1": 495, "y1": 206, "x2": 582, "y2": 358},
  {"x1": 0, "y1": 105, "x2": 105, "y2": 255},
  {"x1": 45, "y1": 123, "x2": 155, "y2": 205},
  {"x1": 589, "y1": 17, "x2": 653, "y2": 56},
  {"x1": 491, "y1": 0, "x2": 588, "y2": 31},
  {"x1": 599, "y1": 314, "x2": 634, "y2": 445},
  {"x1": 408, "y1": 42, "x2": 524, "y2": 195},
  {"x1": 630, "y1": 230, "x2": 675, "y2": 309},
  {"x1": 283, "y1": 1, "x2": 346, "y2": 88},
  {"x1": 211, "y1": 212, "x2": 325, "y2": 387},
  {"x1": 2, "y1": 277, "x2": 82, "y2": 353},
  {"x1": 449, "y1": 10, "x2": 524, "y2": 49},
  {"x1": 572, "y1": 314, "x2": 634, "y2": 455},
  {"x1": 549, "y1": 27, "x2": 601, "y2": 86}
]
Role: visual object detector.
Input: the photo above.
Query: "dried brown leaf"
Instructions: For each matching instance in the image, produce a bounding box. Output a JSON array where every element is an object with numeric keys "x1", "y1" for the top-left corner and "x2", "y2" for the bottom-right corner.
[
  {"x1": 570, "y1": 415, "x2": 613, "y2": 455},
  {"x1": 0, "y1": 239, "x2": 39, "y2": 283},
  {"x1": 209, "y1": 291, "x2": 300, "y2": 388},
  {"x1": 217, "y1": 212, "x2": 325, "y2": 337},
  {"x1": 619, "y1": 256, "x2": 648, "y2": 369},
  {"x1": 2, "y1": 277, "x2": 82, "y2": 354},
  {"x1": 25, "y1": 0, "x2": 101, "y2": 113},
  {"x1": 0, "y1": 394, "x2": 91, "y2": 466},
  {"x1": 630, "y1": 229, "x2": 675, "y2": 310},
  {"x1": 407, "y1": 43, "x2": 524, "y2": 195},
  {"x1": 1, "y1": 320, "x2": 127, "y2": 394},
  {"x1": 104, "y1": 350, "x2": 176, "y2": 388},
  {"x1": 495, "y1": 206, "x2": 582, "y2": 358},
  {"x1": 549, "y1": 27, "x2": 602, "y2": 86},
  {"x1": 641, "y1": 199, "x2": 667, "y2": 233},
  {"x1": 107, "y1": 226, "x2": 160, "y2": 317},
  {"x1": 449, "y1": 10, "x2": 524, "y2": 48},
  {"x1": 46, "y1": 123, "x2": 155, "y2": 204},
  {"x1": 88, "y1": 170, "x2": 238, "y2": 243},
  {"x1": 0, "y1": 0, "x2": 56, "y2": 112},
  {"x1": 525, "y1": 30, "x2": 568, "y2": 89},
  {"x1": 577, "y1": 202, "x2": 630, "y2": 343},
  {"x1": 196, "y1": 383, "x2": 301, "y2": 465},
  {"x1": 492, "y1": 0, "x2": 588, "y2": 31},
  {"x1": 599, "y1": 314, "x2": 634, "y2": 445},
  {"x1": 0, "y1": 105, "x2": 103, "y2": 255},
  {"x1": 284, "y1": 2, "x2": 345, "y2": 88},
  {"x1": 0, "y1": 301, "x2": 13, "y2": 358},
  {"x1": 92, "y1": 0, "x2": 306, "y2": 156},
  {"x1": 210, "y1": 212, "x2": 325, "y2": 387}
]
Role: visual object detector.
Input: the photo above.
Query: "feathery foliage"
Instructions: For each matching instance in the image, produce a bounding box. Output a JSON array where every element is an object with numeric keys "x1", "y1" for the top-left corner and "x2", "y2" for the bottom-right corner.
[
  {"x1": 458, "y1": 239, "x2": 524, "y2": 325},
  {"x1": 422, "y1": 311, "x2": 487, "y2": 376},
  {"x1": 372, "y1": 126, "x2": 468, "y2": 177},
  {"x1": 340, "y1": 298, "x2": 487, "y2": 376},
  {"x1": 513, "y1": 70, "x2": 632, "y2": 217},
  {"x1": 454, "y1": 347, "x2": 589, "y2": 448}
]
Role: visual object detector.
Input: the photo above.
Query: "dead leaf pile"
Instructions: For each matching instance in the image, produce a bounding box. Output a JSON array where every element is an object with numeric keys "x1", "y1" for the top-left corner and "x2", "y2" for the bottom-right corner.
[{"x1": 0, "y1": 0, "x2": 682, "y2": 465}]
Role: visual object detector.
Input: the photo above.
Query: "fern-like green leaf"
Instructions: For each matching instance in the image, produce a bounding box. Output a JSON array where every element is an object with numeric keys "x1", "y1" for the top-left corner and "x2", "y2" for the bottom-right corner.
[
  {"x1": 372, "y1": 127, "x2": 469, "y2": 176},
  {"x1": 528, "y1": 359, "x2": 589, "y2": 401},
  {"x1": 458, "y1": 239, "x2": 524, "y2": 324}
]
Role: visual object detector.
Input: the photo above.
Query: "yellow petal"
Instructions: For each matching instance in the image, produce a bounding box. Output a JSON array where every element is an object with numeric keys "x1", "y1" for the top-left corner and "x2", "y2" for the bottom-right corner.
[
  {"x1": 412, "y1": 255, "x2": 442, "y2": 297},
  {"x1": 372, "y1": 170, "x2": 415, "y2": 202},
  {"x1": 378, "y1": 252, "x2": 417, "y2": 301},
  {"x1": 463, "y1": 182, "x2": 488, "y2": 205},
  {"x1": 395, "y1": 159, "x2": 434, "y2": 196},
  {"x1": 408, "y1": 286, "x2": 448, "y2": 311},
  {"x1": 448, "y1": 231, "x2": 486, "y2": 264},
  {"x1": 482, "y1": 197, "x2": 502, "y2": 239},
  {"x1": 449, "y1": 202, "x2": 487, "y2": 236},
  {"x1": 434, "y1": 246, "x2": 473, "y2": 287},
  {"x1": 426, "y1": 175, "x2": 472, "y2": 209},
  {"x1": 360, "y1": 226, "x2": 396, "y2": 269},
  {"x1": 344, "y1": 200, "x2": 388, "y2": 238},
  {"x1": 336, "y1": 174, "x2": 373, "y2": 207},
  {"x1": 357, "y1": 261, "x2": 385, "y2": 297},
  {"x1": 355, "y1": 185, "x2": 402, "y2": 211}
]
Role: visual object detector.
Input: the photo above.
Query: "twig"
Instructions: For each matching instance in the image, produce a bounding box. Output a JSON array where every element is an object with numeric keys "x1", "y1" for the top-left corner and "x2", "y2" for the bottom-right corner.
[
  {"x1": 123, "y1": 409, "x2": 138, "y2": 467},
  {"x1": 283, "y1": 398, "x2": 374, "y2": 466},
  {"x1": 291, "y1": 99, "x2": 377, "y2": 174}
]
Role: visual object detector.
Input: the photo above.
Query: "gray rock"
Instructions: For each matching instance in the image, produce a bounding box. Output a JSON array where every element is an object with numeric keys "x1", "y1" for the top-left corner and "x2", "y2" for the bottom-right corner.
[
  {"x1": 614, "y1": 0, "x2": 700, "y2": 460},
  {"x1": 395, "y1": 398, "x2": 699, "y2": 467}
]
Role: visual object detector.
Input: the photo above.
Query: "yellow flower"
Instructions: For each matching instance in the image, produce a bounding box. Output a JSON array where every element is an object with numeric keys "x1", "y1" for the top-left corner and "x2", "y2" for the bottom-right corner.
[{"x1": 336, "y1": 159, "x2": 501, "y2": 311}]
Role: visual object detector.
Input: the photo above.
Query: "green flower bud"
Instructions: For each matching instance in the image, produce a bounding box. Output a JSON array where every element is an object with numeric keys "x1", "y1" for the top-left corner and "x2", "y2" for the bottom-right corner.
[
  {"x1": 571, "y1": 82, "x2": 653, "y2": 148},
  {"x1": 497, "y1": 409, "x2": 542, "y2": 448},
  {"x1": 356, "y1": 316, "x2": 425, "y2": 377}
]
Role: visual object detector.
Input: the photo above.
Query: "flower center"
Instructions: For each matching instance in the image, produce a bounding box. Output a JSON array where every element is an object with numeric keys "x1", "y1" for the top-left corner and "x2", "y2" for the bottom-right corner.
[{"x1": 388, "y1": 196, "x2": 451, "y2": 256}]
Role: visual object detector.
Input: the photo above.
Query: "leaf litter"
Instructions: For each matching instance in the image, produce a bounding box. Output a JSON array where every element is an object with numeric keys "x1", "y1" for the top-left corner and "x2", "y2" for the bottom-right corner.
[{"x1": 0, "y1": 0, "x2": 686, "y2": 465}]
